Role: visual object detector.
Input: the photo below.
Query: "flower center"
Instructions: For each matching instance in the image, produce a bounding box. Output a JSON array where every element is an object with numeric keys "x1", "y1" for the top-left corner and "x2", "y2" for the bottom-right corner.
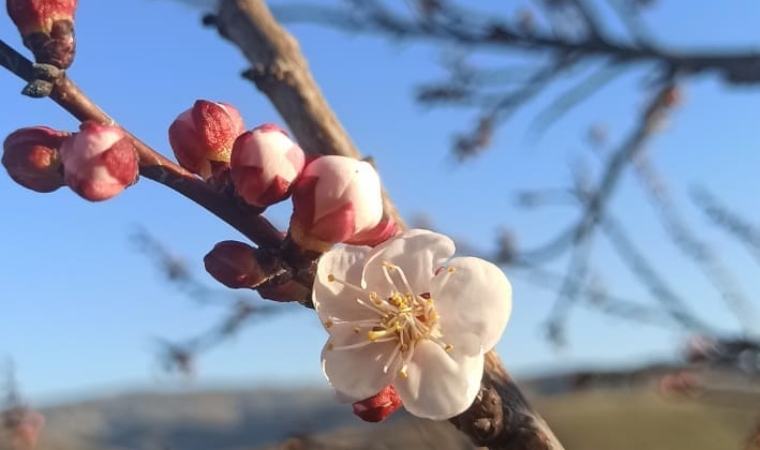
[{"x1": 324, "y1": 261, "x2": 454, "y2": 379}]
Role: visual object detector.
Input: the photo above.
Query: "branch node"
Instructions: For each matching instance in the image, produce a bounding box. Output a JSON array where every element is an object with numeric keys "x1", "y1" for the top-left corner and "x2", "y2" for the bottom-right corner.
[
  {"x1": 31, "y1": 62, "x2": 62, "y2": 81},
  {"x1": 202, "y1": 14, "x2": 218, "y2": 27},
  {"x1": 21, "y1": 79, "x2": 53, "y2": 98},
  {"x1": 20, "y1": 63, "x2": 64, "y2": 98},
  {"x1": 451, "y1": 386, "x2": 504, "y2": 445}
]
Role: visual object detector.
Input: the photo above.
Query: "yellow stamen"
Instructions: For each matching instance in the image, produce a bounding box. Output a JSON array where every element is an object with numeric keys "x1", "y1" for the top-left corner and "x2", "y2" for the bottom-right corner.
[
  {"x1": 368, "y1": 329, "x2": 393, "y2": 341},
  {"x1": 325, "y1": 262, "x2": 450, "y2": 385}
]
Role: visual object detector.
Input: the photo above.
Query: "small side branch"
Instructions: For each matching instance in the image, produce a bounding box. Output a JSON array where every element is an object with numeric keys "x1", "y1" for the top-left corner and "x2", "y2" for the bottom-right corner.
[{"x1": 0, "y1": 39, "x2": 283, "y2": 248}]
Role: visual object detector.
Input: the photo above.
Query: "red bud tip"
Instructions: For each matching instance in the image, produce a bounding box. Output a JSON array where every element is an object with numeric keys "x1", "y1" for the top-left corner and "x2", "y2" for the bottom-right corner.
[
  {"x1": 351, "y1": 385, "x2": 402, "y2": 423},
  {"x1": 2, "y1": 126, "x2": 67, "y2": 193},
  {"x1": 345, "y1": 218, "x2": 399, "y2": 247},
  {"x1": 168, "y1": 100, "x2": 245, "y2": 179},
  {"x1": 204, "y1": 240, "x2": 266, "y2": 289},
  {"x1": 7, "y1": 0, "x2": 78, "y2": 68}
]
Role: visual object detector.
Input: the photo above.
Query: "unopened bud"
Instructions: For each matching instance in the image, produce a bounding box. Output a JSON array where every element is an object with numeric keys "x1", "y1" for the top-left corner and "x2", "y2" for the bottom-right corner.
[
  {"x1": 352, "y1": 385, "x2": 402, "y2": 423},
  {"x1": 230, "y1": 124, "x2": 305, "y2": 208},
  {"x1": 168, "y1": 100, "x2": 245, "y2": 179},
  {"x1": 289, "y1": 155, "x2": 396, "y2": 252},
  {"x1": 2, "y1": 126, "x2": 67, "y2": 192},
  {"x1": 204, "y1": 240, "x2": 268, "y2": 289},
  {"x1": 7, "y1": 0, "x2": 78, "y2": 68},
  {"x1": 59, "y1": 121, "x2": 139, "y2": 201}
]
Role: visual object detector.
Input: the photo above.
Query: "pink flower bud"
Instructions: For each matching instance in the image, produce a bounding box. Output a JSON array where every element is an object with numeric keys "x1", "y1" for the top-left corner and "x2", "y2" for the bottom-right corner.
[
  {"x1": 168, "y1": 100, "x2": 245, "y2": 179},
  {"x1": 204, "y1": 240, "x2": 267, "y2": 289},
  {"x1": 2, "y1": 126, "x2": 67, "y2": 193},
  {"x1": 7, "y1": 0, "x2": 78, "y2": 68},
  {"x1": 230, "y1": 124, "x2": 305, "y2": 208},
  {"x1": 59, "y1": 121, "x2": 139, "y2": 202},
  {"x1": 352, "y1": 385, "x2": 402, "y2": 423},
  {"x1": 289, "y1": 155, "x2": 395, "y2": 252}
]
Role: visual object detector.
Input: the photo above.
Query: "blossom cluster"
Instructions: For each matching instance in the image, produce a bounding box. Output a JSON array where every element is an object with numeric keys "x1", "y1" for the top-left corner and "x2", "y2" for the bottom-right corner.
[
  {"x1": 162, "y1": 97, "x2": 514, "y2": 420},
  {"x1": 2, "y1": 97, "x2": 513, "y2": 423},
  {"x1": 2, "y1": 0, "x2": 513, "y2": 423},
  {"x1": 170, "y1": 103, "x2": 515, "y2": 421},
  {"x1": 165, "y1": 100, "x2": 398, "y2": 254},
  {"x1": 2, "y1": 99, "x2": 396, "y2": 251}
]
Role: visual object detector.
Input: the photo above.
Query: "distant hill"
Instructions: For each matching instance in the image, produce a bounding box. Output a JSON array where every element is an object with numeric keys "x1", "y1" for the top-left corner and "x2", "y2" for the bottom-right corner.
[{"x1": 6, "y1": 380, "x2": 758, "y2": 450}]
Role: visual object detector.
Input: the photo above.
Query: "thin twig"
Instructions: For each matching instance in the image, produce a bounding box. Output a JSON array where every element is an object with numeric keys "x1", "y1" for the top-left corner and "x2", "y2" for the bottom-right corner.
[
  {"x1": 0, "y1": 39, "x2": 283, "y2": 248},
  {"x1": 633, "y1": 156, "x2": 758, "y2": 332},
  {"x1": 601, "y1": 216, "x2": 713, "y2": 332},
  {"x1": 692, "y1": 187, "x2": 760, "y2": 269}
]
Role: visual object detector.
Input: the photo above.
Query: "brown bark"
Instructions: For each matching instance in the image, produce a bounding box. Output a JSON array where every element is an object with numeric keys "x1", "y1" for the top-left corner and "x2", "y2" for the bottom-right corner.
[
  {"x1": 212, "y1": 2, "x2": 564, "y2": 449},
  {"x1": 213, "y1": 0, "x2": 404, "y2": 231}
]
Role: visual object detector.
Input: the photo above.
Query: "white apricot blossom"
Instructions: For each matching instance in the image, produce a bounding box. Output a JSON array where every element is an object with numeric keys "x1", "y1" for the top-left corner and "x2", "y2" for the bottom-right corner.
[{"x1": 313, "y1": 229, "x2": 512, "y2": 420}]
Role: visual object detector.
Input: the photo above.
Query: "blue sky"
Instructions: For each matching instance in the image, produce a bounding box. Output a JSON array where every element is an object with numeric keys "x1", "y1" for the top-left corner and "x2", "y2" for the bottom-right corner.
[{"x1": 1, "y1": 0, "x2": 760, "y2": 405}]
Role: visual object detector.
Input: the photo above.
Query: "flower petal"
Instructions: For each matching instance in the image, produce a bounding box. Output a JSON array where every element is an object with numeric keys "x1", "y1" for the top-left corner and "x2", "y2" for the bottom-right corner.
[
  {"x1": 393, "y1": 335, "x2": 483, "y2": 420},
  {"x1": 322, "y1": 324, "x2": 400, "y2": 402},
  {"x1": 362, "y1": 229, "x2": 456, "y2": 298},
  {"x1": 431, "y1": 257, "x2": 512, "y2": 351},
  {"x1": 313, "y1": 244, "x2": 375, "y2": 323}
]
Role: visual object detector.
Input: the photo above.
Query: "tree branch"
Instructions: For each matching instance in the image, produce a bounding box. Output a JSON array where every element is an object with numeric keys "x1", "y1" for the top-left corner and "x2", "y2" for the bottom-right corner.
[
  {"x1": 209, "y1": 1, "x2": 562, "y2": 448},
  {"x1": 0, "y1": 40, "x2": 283, "y2": 249},
  {"x1": 692, "y1": 187, "x2": 760, "y2": 269},
  {"x1": 632, "y1": 156, "x2": 758, "y2": 332},
  {"x1": 211, "y1": 0, "x2": 405, "y2": 229},
  {"x1": 601, "y1": 216, "x2": 713, "y2": 332},
  {"x1": 272, "y1": 1, "x2": 760, "y2": 86}
]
